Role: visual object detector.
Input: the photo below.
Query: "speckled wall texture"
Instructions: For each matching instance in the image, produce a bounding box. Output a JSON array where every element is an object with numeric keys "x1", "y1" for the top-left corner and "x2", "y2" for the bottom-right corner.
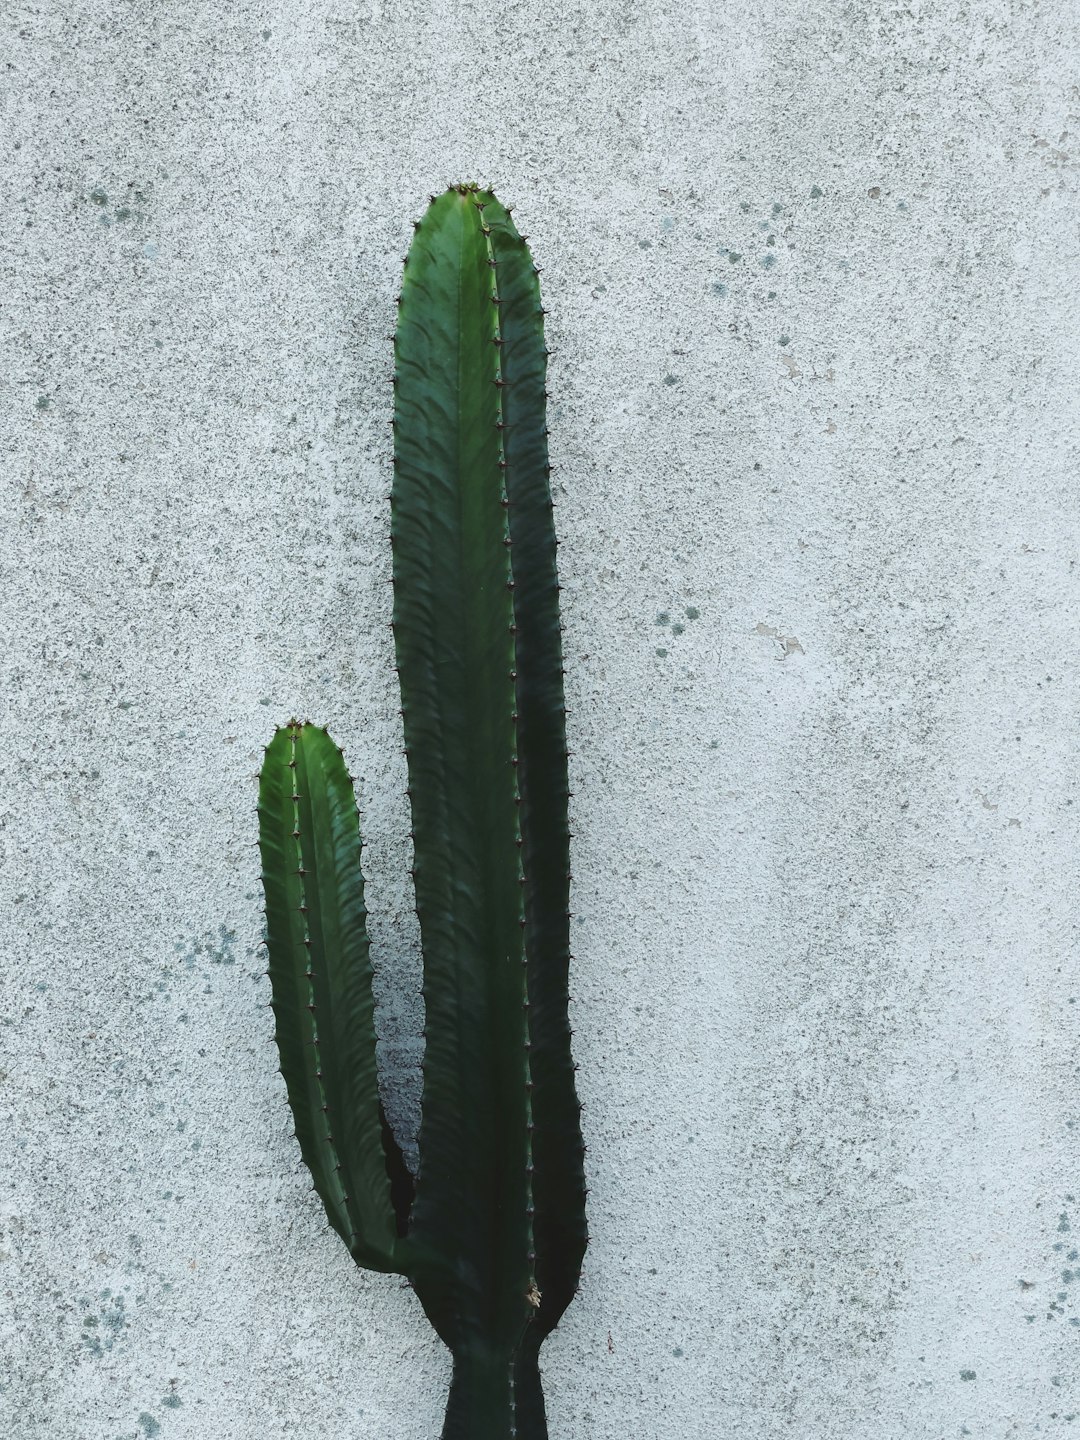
[{"x1": 2, "y1": 1, "x2": 1077, "y2": 1437}]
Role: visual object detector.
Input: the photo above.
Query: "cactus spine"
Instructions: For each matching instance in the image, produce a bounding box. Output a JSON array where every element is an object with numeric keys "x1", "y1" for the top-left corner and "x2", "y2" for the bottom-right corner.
[{"x1": 258, "y1": 185, "x2": 586, "y2": 1439}]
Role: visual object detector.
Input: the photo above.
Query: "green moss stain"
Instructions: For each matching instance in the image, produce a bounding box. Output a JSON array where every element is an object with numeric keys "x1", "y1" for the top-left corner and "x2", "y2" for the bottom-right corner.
[
  {"x1": 810, "y1": 185, "x2": 823, "y2": 199},
  {"x1": 138, "y1": 1415, "x2": 161, "y2": 1438},
  {"x1": 960, "y1": 1370, "x2": 976, "y2": 1382},
  {"x1": 177, "y1": 925, "x2": 237, "y2": 971},
  {"x1": 80, "y1": 1293, "x2": 128, "y2": 1357}
]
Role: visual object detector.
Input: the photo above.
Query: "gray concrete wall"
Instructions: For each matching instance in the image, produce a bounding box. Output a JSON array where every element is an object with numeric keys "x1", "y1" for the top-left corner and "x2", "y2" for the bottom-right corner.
[{"x1": 2, "y1": 2, "x2": 1078, "y2": 1436}]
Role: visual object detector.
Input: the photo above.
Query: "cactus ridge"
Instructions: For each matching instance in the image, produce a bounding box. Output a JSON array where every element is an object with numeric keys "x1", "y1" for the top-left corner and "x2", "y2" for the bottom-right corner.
[
  {"x1": 481, "y1": 195, "x2": 587, "y2": 1347},
  {"x1": 258, "y1": 186, "x2": 585, "y2": 1440}
]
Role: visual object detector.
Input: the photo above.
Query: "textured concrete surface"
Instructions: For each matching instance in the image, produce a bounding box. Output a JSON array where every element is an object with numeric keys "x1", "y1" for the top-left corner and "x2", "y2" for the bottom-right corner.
[{"x1": 2, "y1": 2, "x2": 1078, "y2": 1437}]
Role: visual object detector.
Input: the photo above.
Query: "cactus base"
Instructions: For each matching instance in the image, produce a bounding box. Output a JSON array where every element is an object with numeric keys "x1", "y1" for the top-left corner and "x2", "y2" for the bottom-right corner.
[{"x1": 442, "y1": 1344, "x2": 547, "y2": 1440}]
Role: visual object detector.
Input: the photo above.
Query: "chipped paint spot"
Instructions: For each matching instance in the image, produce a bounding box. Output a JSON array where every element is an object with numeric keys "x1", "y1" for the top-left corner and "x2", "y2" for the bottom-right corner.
[{"x1": 754, "y1": 622, "x2": 803, "y2": 660}]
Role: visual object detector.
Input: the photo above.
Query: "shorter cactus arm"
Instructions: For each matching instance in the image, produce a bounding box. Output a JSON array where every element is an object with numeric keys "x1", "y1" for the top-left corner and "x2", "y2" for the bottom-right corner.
[{"x1": 259, "y1": 722, "x2": 408, "y2": 1272}]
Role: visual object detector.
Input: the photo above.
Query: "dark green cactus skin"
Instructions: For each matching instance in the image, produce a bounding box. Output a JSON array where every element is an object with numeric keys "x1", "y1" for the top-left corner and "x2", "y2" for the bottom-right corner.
[
  {"x1": 258, "y1": 723, "x2": 412, "y2": 1271},
  {"x1": 258, "y1": 186, "x2": 586, "y2": 1440}
]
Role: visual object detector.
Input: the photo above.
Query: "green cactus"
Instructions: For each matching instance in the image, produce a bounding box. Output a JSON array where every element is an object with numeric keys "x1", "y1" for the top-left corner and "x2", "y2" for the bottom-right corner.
[{"x1": 257, "y1": 184, "x2": 586, "y2": 1440}]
